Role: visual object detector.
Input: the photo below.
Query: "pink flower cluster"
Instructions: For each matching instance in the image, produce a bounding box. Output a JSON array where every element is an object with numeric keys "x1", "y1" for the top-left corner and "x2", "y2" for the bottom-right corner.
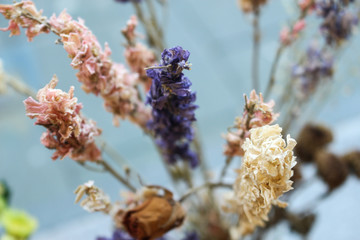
[
  {"x1": 0, "y1": 1, "x2": 151, "y2": 128},
  {"x1": 298, "y1": 0, "x2": 315, "y2": 11},
  {"x1": 24, "y1": 75, "x2": 102, "y2": 162},
  {"x1": 224, "y1": 90, "x2": 278, "y2": 157},
  {"x1": 123, "y1": 16, "x2": 156, "y2": 92},
  {"x1": 0, "y1": 1, "x2": 49, "y2": 41},
  {"x1": 280, "y1": 20, "x2": 306, "y2": 46}
]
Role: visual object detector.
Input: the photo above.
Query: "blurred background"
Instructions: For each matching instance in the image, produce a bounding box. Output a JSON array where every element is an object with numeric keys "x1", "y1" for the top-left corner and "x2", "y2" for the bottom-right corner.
[{"x1": 1, "y1": 0, "x2": 360, "y2": 239}]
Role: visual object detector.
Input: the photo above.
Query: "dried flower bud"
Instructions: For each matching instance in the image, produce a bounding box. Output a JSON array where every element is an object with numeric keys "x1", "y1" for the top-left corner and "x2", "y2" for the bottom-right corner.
[
  {"x1": 74, "y1": 181, "x2": 111, "y2": 213},
  {"x1": 287, "y1": 212, "x2": 316, "y2": 236},
  {"x1": 295, "y1": 123, "x2": 333, "y2": 162},
  {"x1": 122, "y1": 188, "x2": 185, "y2": 240},
  {"x1": 341, "y1": 151, "x2": 360, "y2": 178},
  {"x1": 315, "y1": 151, "x2": 348, "y2": 191},
  {"x1": 238, "y1": 0, "x2": 267, "y2": 13}
]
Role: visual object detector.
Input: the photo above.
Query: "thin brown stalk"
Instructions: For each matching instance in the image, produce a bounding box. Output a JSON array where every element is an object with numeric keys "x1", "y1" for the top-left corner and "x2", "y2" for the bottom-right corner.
[
  {"x1": 179, "y1": 182, "x2": 232, "y2": 203},
  {"x1": 252, "y1": 8, "x2": 261, "y2": 91},
  {"x1": 98, "y1": 160, "x2": 137, "y2": 192}
]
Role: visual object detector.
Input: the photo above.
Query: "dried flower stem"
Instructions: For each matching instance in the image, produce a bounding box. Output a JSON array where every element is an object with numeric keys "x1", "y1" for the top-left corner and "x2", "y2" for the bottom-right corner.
[
  {"x1": 219, "y1": 156, "x2": 234, "y2": 182},
  {"x1": 252, "y1": 8, "x2": 261, "y2": 91},
  {"x1": 98, "y1": 160, "x2": 137, "y2": 192},
  {"x1": 264, "y1": 45, "x2": 284, "y2": 99},
  {"x1": 179, "y1": 182, "x2": 232, "y2": 203},
  {"x1": 132, "y1": 1, "x2": 164, "y2": 54},
  {"x1": 5, "y1": 76, "x2": 36, "y2": 99},
  {"x1": 264, "y1": 3, "x2": 313, "y2": 99}
]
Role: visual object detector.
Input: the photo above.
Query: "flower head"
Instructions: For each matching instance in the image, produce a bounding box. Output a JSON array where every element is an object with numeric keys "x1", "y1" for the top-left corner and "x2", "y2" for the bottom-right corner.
[
  {"x1": 316, "y1": 0, "x2": 358, "y2": 46},
  {"x1": 1, "y1": 208, "x2": 38, "y2": 238},
  {"x1": 24, "y1": 75, "x2": 102, "y2": 162},
  {"x1": 224, "y1": 90, "x2": 278, "y2": 157},
  {"x1": 74, "y1": 180, "x2": 112, "y2": 213},
  {"x1": 223, "y1": 124, "x2": 296, "y2": 236},
  {"x1": 292, "y1": 45, "x2": 333, "y2": 98},
  {"x1": 238, "y1": 0, "x2": 268, "y2": 13},
  {"x1": 0, "y1": 1, "x2": 49, "y2": 41},
  {"x1": 146, "y1": 46, "x2": 198, "y2": 167}
]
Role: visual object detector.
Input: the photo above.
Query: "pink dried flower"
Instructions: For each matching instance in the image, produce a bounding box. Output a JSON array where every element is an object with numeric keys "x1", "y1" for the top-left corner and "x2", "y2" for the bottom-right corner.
[
  {"x1": 298, "y1": 0, "x2": 315, "y2": 11},
  {"x1": 280, "y1": 20, "x2": 306, "y2": 46},
  {"x1": 0, "y1": 1, "x2": 49, "y2": 41},
  {"x1": 24, "y1": 75, "x2": 102, "y2": 162},
  {"x1": 223, "y1": 90, "x2": 278, "y2": 157},
  {"x1": 0, "y1": 1, "x2": 151, "y2": 129},
  {"x1": 123, "y1": 16, "x2": 156, "y2": 92}
]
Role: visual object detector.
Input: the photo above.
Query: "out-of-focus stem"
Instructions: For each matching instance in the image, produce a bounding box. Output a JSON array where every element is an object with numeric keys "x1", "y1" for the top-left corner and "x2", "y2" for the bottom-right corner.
[
  {"x1": 132, "y1": 2, "x2": 164, "y2": 54},
  {"x1": 219, "y1": 156, "x2": 234, "y2": 182},
  {"x1": 5, "y1": 76, "x2": 36, "y2": 99},
  {"x1": 179, "y1": 181, "x2": 232, "y2": 202},
  {"x1": 252, "y1": 8, "x2": 261, "y2": 91},
  {"x1": 99, "y1": 160, "x2": 137, "y2": 192},
  {"x1": 264, "y1": 46, "x2": 284, "y2": 99}
]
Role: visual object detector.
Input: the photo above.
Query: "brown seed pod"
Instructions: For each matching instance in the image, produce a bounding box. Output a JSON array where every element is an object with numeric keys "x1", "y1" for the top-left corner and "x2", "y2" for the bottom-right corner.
[
  {"x1": 341, "y1": 151, "x2": 360, "y2": 178},
  {"x1": 238, "y1": 0, "x2": 268, "y2": 13},
  {"x1": 315, "y1": 151, "x2": 348, "y2": 191},
  {"x1": 295, "y1": 124, "x2": 333, "y2": 162},
  {"x1": 122, "y1": 187, "x2": 185, "y2": 240},
  {"x1": 287, "y1": 212, "x2": 316, "y2": 236}
]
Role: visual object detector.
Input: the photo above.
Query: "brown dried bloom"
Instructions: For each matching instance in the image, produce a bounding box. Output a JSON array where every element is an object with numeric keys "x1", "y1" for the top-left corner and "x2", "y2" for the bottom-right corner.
[
  {"x1": 74, "y1": 180, "x2": 111, "y2": 213},
  {"x1": 315, "y1": 151, "x2": 348, "y2": 191},
  {"x1": 224, "y1": 90, "x2": 278, "y2": 157},
  {"x1": 223, "y1": 124, "x2": 296, "y2": 236},
  {"x1": 122, "y1": 186, "x2": 185, "y2": 240},
  {"x1": 238, "y1": 0, "x2": 268, "y2": 13},
  {"x1": 295, "y1": 123, "x2": 333, "y2": 162},
  {"x1": 341, "y1": 151, "x2": 360, "y2": 178}
]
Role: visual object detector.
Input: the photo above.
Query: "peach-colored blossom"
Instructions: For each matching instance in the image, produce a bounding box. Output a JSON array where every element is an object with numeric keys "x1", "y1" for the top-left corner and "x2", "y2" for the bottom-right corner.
[
  {"x1": 223, "y1": 90, "x2": 278, "y2": 157},
  {"x1": 1, "y1": 2, "x2": 151, "y2": 128},
  {"x1": 280, "y1": 20, "x2": 306, "y2": 46},
  {"x1": 0, "y1": 1, "x2": 49, "y2": 41},
  {"x1": 24, "y1": 75, "x2": 102, "y2": 162}
]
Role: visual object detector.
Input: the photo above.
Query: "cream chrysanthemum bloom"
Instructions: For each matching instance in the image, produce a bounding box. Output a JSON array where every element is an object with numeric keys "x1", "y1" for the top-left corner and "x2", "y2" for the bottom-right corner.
[{"x1": 224, "y1": 124, "x2": 296, "y2": 236}]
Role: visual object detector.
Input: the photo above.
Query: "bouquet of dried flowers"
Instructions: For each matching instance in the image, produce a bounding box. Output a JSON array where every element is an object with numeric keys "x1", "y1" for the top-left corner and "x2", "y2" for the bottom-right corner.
[{"x1": 1, "y1": 0, "x2": 360, "y2": 239}]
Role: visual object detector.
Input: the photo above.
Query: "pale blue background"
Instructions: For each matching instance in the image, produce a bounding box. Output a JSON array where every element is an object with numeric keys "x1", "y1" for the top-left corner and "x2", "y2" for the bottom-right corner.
[{"x1": 1, "y1": 0, "x2": 360, "y2": 239}]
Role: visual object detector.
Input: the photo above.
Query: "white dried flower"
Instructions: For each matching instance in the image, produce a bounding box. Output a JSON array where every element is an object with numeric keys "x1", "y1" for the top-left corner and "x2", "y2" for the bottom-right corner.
[
  {"x1": 74, "y1": 180, "x2": 111, "y2": 213},
  {"x1": 224, "y1": 124, "x2": 296, "y2": 236}
]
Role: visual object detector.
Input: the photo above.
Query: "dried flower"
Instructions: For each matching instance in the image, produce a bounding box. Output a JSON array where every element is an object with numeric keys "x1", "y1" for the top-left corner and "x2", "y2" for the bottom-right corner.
[
  {"x1": 287, "y1": 212, "x2": 316, "y2": 236},
  {"x1": 238, "y1": 0, "x2": 268, "y2": 13},
  {"x1": 224, "y1": 90, "x2": 278, "y2": 157},
  {"x1": 295, "y1": 123, "x2": 333, "y2": 162},
  {"x1": 315, "y1": 150, "x2": 348, "y2": 190},
  {"x1": 123, "y1": 16, "x2": 156, "y2": 92},
  {"x1": 1, "y1": 208, "x2": 38, "y2": 238},
  {"x1": 280, "y1": 20, "x2": 306, "y2": 46},
  {"x1": 316, "y1": 0, "x2": 358, "y2": 46},
  {"x1": 146, "y1": 46, "x2": 199, "y2": 168},
  {"x1": 292, "y1": 45, "x2": 333, "y2": 98},
  {"x1": 341, "y1": 151, "x2": 360, "y2": 178},
  {"x1": 298, "y1": 0, "x2": 316, "y2": 11},
  {"x1": 24, "y1": 75, "x2": 102, "y2": 162},
  {"x1": 0, "y1": 1, "x2": 151, "y2": 128},
  {"x1": 122, "y1": 187, "x2": 185, "y2": 240},
  {"x1": 223, "y1": 124, "x2": 296, "y2": 236},
  {"x1": 74, "y1": 180, "x2": 112, "y2": 213},
  {"x1": 0, "y1": 1, "x2": 49, "y2": 41}
]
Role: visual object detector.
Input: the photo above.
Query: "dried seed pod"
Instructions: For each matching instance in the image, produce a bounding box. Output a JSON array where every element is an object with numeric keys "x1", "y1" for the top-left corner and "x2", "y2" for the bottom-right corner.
[
  {"x1": 315, "y1": 151, "x2": 348, "y2": 190},
  {"x1": 287, "y1": 212, "x2": 316, "y2": 236},
  {"x1": 122, "y1": 187, "x2": 185, "y2": 240},
  {"x1": 295, "y1": 124, "x2": 333, "y2": 162},
  {"x1": 238, "y1": 0, "x2": 268, "y2": 13},
  {"x1": 291, "y1": 163, "x2": 303, "y2": 186},
  {"x1": 341, "y1": 151, "x2": 360, "y2": 178}
]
